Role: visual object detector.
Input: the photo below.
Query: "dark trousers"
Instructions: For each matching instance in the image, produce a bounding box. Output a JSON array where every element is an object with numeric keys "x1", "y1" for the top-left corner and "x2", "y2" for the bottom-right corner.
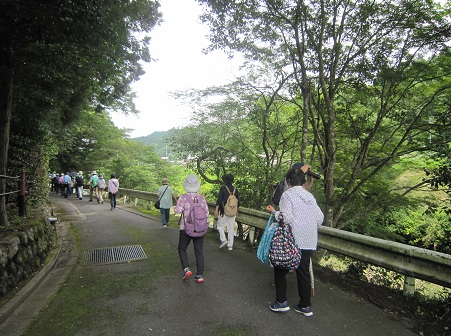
[
  {"x1": 178, "y1": 230, "x2": 204, "y2": 275},
  {"x1": 109, "y1": 192, "x2": 117, "y2": 208},
  {"x1": 274, "y1": 249, "x2": 313, "y2": 307},
  {"x1": 63, "y1": 183, "x2": 70, "y2": 198}
]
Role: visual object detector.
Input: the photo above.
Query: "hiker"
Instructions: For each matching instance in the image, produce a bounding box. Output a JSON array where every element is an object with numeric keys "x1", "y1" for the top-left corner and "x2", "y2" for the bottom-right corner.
[
  {"x1": 89, "y1": 171, "x2": 98, "y2": 202},
  {"x1": 108, "y1": 174, "x2": 119, "y2": 210},
  {"x1": 96, "y1": 173, "x2": 106, "y2": 204},
  {"x1": 59, "y1": 173, "x2": 65, "y2": 196},
  {"x1": 272, "y1": 163, "x2": 315, "y2": 207},
  {"x1": 75, "y1": 171, "x2": 84, "y2": 200},
  {"x1": 63, "y1": 172, "x2": 71, "y2": 198},
  {"x1": 265, "y1": 166, "x2": 324, "y2": 315},
  {"x1": 157, "y1": 178, "x2": 178, "y2": 227},
  {"x1": 214, "y1": 174, "x2": 240, "y2": 251},
  {"x1": 173, "y1": 174, "x2": 209, "y2": 283}
]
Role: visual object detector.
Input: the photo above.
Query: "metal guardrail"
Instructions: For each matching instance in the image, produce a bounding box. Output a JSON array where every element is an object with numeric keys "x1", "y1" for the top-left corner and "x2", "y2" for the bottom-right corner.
[{"x1": 118, "y1": 188, "x2": 451, "y2": 289}]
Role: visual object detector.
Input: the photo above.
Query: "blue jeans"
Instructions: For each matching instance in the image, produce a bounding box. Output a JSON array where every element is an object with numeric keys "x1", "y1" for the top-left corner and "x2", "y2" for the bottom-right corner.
[
  {"x1": 160, "y1": 208, "x2": 170, "y2": 225},
  {"x1": 178, "y1": 230, "x2": 204, "y2": 275}
]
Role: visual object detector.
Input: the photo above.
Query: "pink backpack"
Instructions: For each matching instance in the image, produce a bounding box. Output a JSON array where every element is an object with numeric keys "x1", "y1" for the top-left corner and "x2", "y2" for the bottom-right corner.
[{"x1": 183, "y1": 194, "x2": 209, "y2": 237}]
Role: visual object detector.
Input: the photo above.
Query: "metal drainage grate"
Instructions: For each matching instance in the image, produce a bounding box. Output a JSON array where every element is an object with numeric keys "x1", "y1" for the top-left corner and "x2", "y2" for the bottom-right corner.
[{"x1": 82, "y1": 245, "x2": 147, "y2": 265}]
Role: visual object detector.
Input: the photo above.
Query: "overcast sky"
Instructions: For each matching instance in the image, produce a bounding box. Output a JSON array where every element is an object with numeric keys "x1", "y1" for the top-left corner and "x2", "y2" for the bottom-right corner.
[{"x1": 111, "y1": 0, "x2": 241, "y2": 138}]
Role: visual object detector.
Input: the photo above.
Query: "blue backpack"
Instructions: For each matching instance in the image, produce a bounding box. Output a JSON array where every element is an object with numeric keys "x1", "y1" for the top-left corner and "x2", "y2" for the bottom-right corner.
[{"x1": 183, "y1": 194, "x2": 209, "y2": 237}]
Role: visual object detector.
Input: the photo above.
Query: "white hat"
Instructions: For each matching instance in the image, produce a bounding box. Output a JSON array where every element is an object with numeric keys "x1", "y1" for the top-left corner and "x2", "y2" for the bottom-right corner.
[
  {"x1": 92, "y1": 171, "x2": 97, "y2": 175},
  {"x1": 183, "y1": 174, "x2": 200, "y2": 193}
]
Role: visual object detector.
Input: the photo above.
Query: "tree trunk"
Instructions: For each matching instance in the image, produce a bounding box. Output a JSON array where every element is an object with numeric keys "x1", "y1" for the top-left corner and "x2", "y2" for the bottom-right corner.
[{"x1": 0, "y1": 40, "x2": 13, "y2": 226}]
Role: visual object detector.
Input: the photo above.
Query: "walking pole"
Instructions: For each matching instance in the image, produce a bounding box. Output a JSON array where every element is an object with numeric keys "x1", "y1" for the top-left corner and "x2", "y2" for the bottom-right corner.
[{"x1": 310, "y1": 258, "x2": 315, "y2": 296}]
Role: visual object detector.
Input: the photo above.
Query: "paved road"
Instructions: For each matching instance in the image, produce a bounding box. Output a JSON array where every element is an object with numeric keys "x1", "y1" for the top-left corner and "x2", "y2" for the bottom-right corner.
[{"x1": 0, "y1": 193, "x2": 417, "y2": 336}]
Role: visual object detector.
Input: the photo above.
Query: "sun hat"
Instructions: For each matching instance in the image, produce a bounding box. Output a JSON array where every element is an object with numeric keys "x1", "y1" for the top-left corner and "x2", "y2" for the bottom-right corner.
[
  {"x1": 99, "y1": 174, "x2": 103, "y2": 178},
  {"x1": 78, "y1": 171, "x2": 83, "y2": 175},
  {"x1": 183, "y1": 174, "x2": 200, "y2": 193},
  {"x1": 92, "y1": 171, "x2": 97, "y2": 175},
  {"x1": 162, "y1": 178, "x2": 169, "y2": 185}
]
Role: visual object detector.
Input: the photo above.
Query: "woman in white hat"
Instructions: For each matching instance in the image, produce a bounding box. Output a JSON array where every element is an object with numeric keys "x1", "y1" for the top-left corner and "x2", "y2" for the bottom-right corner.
[{"x1": 174, "y1": 174, "x2": 209, "y2": 283}]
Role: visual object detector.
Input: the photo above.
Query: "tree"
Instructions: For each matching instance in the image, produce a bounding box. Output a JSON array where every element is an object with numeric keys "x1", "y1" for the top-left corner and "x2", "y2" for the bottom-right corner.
[
  {"x1": 197, "y1": 0, "x2": 451, "y2": 227},
  {"x1": 169, "y1": 67, "x2": 307, "y2": 209},
  {"x1": 0, "y1": 0, "x2": 162, "y2": 225}
]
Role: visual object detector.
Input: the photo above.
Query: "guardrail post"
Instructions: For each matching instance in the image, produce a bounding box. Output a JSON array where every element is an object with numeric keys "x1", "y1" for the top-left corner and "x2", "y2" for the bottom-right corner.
[
  {"x1": 123, "y1": 195, "x2": 127, "y2": 204},
  {"x1": 248, "y1": 226, "x2": 255, "y2": 246},
  {"x1": 18, "y1": 171, "x2": 26, "y2": 216},
  {"x1": 134, "y1": 197, "x2": 138, "y2": 207},
  {"x1": 403, "y1": 276, "x2": 416, "y2": 296}
]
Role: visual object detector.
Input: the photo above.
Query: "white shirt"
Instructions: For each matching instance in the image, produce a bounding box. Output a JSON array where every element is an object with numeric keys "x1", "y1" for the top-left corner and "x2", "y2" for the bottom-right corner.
[{"x1": 277, "y1": 186, "x2": 324, "y2": 250}]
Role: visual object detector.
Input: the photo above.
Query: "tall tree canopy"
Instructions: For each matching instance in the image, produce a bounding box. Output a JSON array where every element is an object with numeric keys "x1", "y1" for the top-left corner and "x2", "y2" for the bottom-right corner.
[
  {"x1": 0, "y1": 0, "x2": 162, "y2": 225},
  {"x1": 195, "y1": 0, "x2": 451, "y2": 228}
]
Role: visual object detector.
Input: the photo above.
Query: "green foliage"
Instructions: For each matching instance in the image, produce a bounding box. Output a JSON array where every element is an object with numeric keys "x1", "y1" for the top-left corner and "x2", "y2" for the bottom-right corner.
[
  {"x1": 0, "y1": 0, "x2": 162, "y2": 225},
  {"x1": 132, "y1": 130, "x2": 176, "y2": 158}
]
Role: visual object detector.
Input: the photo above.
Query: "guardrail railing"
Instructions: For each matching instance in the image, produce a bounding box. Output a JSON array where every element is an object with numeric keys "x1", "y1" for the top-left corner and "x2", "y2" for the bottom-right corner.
[
  {"x1": 118, "y1": 188, "x2": 451, "y2": 293},
  {"x1": 1, "y1": 172, "x2": 26, "y2": 215}
]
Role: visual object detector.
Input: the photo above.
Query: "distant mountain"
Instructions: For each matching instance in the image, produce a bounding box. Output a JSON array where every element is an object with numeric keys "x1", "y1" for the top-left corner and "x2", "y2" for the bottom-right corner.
[{"x1": 132, "y1": 130, "x2": 173, "y2": 157}]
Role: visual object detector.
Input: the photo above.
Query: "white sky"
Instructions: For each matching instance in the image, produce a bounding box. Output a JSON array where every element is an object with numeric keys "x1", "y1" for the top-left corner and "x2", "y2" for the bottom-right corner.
[{"x1": 111, "y1": 0, "x2": 241, "y2": 138}]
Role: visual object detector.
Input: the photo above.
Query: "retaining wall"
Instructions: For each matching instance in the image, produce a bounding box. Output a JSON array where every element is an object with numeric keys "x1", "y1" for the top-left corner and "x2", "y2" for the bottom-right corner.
[{"x1": 0, "y1": 220, "x2": 56, "y2": 298}]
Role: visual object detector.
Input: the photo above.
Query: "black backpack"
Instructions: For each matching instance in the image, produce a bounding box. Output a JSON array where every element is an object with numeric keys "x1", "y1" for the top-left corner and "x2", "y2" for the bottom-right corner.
[
  {"x1": 75, "y1": 176, "x2": 84, "y2": 186},
  {"x1": 272, "y1": 178, "x2": 288, "y2": 206}
]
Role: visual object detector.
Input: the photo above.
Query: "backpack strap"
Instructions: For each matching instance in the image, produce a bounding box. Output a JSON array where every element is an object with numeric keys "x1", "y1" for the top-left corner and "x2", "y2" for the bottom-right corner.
[
  {"x1": 224, "y1": 185, "x2": 235, "y2": 195},
  {"x1": 158, "y1": 186, "x2": 169, "y2": 201}
]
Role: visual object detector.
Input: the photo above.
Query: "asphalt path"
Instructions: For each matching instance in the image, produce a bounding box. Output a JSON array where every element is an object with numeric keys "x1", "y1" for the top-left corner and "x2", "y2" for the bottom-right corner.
[{"x1": 0, "y1": 193, "x2": 417, "y2": 336}]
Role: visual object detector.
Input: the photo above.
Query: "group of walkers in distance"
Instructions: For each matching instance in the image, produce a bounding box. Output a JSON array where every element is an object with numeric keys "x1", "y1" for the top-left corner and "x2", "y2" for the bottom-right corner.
[
  {"x1": 159, "y1": 163, "x2": 323, "y2": 317},
  {"x1": 50, "y1": 170, "x2": 119, "y2": 210}
]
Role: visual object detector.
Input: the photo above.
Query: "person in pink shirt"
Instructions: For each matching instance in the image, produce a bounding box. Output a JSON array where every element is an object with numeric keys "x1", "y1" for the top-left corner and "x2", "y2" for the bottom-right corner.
[{"x1": 108, "y1": 174, "x2": 119, "y2": 210}]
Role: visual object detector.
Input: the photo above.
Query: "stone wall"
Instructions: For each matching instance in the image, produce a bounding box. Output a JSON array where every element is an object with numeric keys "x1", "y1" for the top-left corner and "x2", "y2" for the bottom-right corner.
[{"x1": 0, "y1": 220, "x2": 57, "y2": 298}]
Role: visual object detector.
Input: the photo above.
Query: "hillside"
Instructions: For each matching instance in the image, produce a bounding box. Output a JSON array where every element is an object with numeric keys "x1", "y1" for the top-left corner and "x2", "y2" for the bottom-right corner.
[{"x1": 132, "y1": 130, "x2": 173, "y2": 157}]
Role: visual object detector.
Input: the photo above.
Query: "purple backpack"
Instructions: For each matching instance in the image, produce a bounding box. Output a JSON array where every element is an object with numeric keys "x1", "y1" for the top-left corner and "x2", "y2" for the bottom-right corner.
[{"x1": 184, "y1": 194, "x2": 209, "y2": 237}]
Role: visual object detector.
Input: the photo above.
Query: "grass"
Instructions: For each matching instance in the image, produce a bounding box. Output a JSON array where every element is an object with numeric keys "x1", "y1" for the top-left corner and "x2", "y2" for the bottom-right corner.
[{"x1": 318, "y1": 252, "x2": 450, "y2": 336}]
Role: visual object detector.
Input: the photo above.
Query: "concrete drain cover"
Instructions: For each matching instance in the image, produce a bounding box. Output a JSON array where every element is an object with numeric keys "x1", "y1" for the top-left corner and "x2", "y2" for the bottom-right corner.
[{"x1": 82, "y1": 245, "x2": 147, "y2": 265}]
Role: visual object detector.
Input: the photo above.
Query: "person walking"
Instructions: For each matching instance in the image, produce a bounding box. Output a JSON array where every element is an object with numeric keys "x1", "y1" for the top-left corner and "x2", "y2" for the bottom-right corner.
[
  {"x1": 108, "y1": 174, "x2": 119, "y2": 210},
  {"x1": 96, "y1": 173, "x2": 106, "y2": 204},
  {"x1": 265, "y1": 166, "x2": 324, "y2": 315},
  {"x1": 89, "y1": 171, "x2": 98, "y2": 202},
  {"x1": 157, "y1": 178, "x2": 178, "y2": 227},
  {"x1": 63, "y1": 172, "x2": 71, "y2": 198},
  {"x1": 52, "y1": 174, "x2": 60, "y2": 194},
  {"x1": 59, "y1": 173, "x2": 64, "y2": 196},
  {"x1": 75, "y1": 171, "x2": 84, "y2": 200},
  {"x1": 214, "y1": 174, "x2": 240, "y2": 251},
  {"x1": 173, "y1": 174, "x2": 209, "y2": 283}
]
